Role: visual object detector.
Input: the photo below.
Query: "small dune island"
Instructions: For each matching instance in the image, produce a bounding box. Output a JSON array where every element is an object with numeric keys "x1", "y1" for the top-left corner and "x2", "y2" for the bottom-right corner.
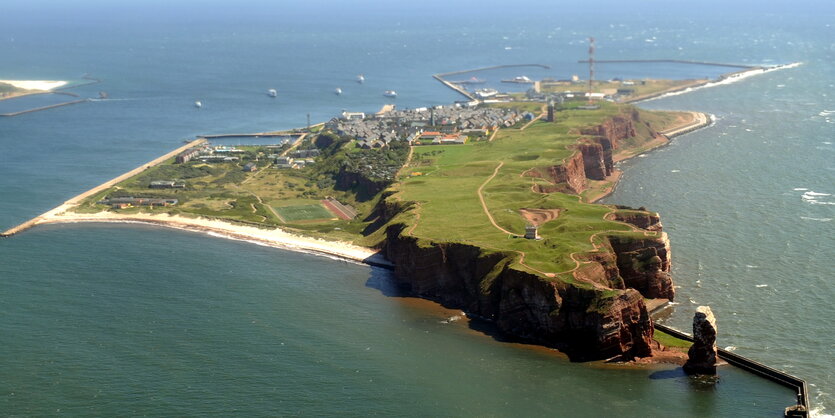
[
  {"x1": 7, "y1": 85, "x2": 714, "y2": 363},
  {"x1": 0, "y1": 79, "x2": 67, "y2": 98}
]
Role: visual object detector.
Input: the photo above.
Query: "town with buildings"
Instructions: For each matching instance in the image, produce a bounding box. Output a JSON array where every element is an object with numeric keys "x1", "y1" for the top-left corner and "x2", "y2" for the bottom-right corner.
[{"x1": 324, "y1": 104, "x2": 528, "y2": 149}]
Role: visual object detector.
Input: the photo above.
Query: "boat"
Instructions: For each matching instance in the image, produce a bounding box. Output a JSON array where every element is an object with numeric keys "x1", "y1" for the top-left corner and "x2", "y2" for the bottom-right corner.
[
  {"x1": 267, "y1": 89, "x2": 277, "y2": 97},
  {"x1": 335, "y1": 87, "x2": 342, "y2": 95},
  {"x1": 452, "y1": 76, "x2": 487, "y2": 85},
  {"x1": 474, "y1": 88, "x2": 498, "y2": 99},
  {"x1": 194, "y1": 100, "x2": 202, "y2": 108},
  {"x1": 501, "y1": 76, "x2": 534, "y2": 84},
  {"x1": 383, "y1": 90, "x2": 397, "y2": 98},
  {"x1": 356, "y1": 74, "x2": 365, "y2": 84}
]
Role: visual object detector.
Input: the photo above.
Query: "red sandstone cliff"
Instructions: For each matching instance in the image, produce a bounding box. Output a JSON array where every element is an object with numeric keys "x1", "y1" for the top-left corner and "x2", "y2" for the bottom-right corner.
[
  {"x1": 528, "y1": 112, "x2": 639, "y2": 190},
  {"x1": 371, "y1": 110, "x2": 675, "y2": 361},
  {"x1": 525, "y1": 152, "x2": 587, "y2": 193},
  {"x1": 579, "y1": 110, "x2": 640, "y2": 149},
  {"x1": 382, "y1": 224, "x2": 656, "y2": 361}
]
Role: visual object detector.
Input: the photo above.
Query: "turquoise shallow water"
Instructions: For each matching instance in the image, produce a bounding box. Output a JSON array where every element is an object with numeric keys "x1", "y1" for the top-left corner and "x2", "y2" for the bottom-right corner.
[{"x1": 1, "y1": 1, "x2": 832, "y2": 415}]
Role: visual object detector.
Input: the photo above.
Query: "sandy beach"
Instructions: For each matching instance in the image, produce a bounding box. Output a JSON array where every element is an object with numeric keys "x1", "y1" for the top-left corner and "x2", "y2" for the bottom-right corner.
[
  {"x1": 35, "y1": 209, "x2": 387, "y2": 265},
  {"x1": 0, "y1": 79, "x2": 68, "y2": 91}
]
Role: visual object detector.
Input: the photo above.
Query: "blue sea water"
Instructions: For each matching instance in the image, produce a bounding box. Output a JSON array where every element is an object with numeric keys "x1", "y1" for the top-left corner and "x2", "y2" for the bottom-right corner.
[{"x1": 1, "y1": 0, "x2": 833, "y2": 415}]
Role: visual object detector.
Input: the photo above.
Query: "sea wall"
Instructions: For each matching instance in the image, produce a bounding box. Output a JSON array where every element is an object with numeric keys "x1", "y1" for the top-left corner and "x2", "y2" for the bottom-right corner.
[{"x1": 382, "y1": 224, "x2": 656, "y2": 361}]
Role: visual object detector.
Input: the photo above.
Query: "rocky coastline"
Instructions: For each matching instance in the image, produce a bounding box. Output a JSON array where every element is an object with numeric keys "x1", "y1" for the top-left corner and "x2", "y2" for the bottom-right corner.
[{"x1": 372, "y1": 111, "x2": 693, "y2": 362}]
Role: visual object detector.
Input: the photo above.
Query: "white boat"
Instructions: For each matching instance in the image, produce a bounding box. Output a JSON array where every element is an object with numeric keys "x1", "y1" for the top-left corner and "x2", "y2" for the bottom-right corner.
[
  {"x1": 267, "y1": 89, "x2": 277, "y2": 97},
  {"x1": 194, "y1": 100, "x2": 202, "y2": 108},
  {"x1": 335, "y1": 87, "x2": 342, "y2": 95},
  {"x1": 474, "y1": 88, "x2": 498, "y2": 99},
  {"x1": 501, "y1": 75, "x2": 534, "y2": 84},
  {"x1": 383, "y1": 90, "x2": 397, "y2": 98},
  {"x1": 357, "y1": 74, "x2": 365, "y2": 84}
]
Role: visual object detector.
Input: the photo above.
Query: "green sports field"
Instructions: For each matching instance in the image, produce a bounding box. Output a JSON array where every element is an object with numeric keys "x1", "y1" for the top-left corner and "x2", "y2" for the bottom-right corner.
[{"x1": 273, "y1": 204, "x2": 334, "y2": 222}]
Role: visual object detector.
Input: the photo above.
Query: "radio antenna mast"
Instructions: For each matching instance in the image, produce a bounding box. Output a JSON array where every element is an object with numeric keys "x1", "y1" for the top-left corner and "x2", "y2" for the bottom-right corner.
[{"x1": 588, "y1": 37, "x2": 595, "y2": 104}]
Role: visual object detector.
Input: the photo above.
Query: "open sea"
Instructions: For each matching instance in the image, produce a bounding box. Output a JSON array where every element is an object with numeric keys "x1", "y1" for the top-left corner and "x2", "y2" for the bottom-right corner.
[{"x1": 1, "y1": 1, "x2": 832, "y2": 416}]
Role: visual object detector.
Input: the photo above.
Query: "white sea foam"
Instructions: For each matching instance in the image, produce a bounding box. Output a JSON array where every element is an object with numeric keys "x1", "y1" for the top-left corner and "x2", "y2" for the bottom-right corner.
[
  {"x1": 670, "y1": 169, "x2": 680, "y2": 173},
  {"x1": 810, "y1": 406, "x2": 835, "y2": 418},
  {"x1": 635, "y1": 62, "x2": 803, "y2": 103},
  {"x1": 724, "y1": 345, "x2": 738, "y2": 351},
  {"x1": 794, "y1": 188, "x2": 809, "y2": 191},
  {"x1": 756, "y1": 284, "x2": 769, "y2": 288},
  {"x1": 440, "y1": 314, "x2": 465, "y2": 324},
  {"x1": 800, "y1": 217, "x2": 832, "y2": 222}
]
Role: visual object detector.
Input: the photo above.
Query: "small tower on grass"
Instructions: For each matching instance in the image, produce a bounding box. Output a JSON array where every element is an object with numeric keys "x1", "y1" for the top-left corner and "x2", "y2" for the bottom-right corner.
[
  {"x1": 524, "y1": 224, "x2": 540, "y2": 240},
  {"x1": 546, "y1": 99, "x2": 555, "y2": 122}
]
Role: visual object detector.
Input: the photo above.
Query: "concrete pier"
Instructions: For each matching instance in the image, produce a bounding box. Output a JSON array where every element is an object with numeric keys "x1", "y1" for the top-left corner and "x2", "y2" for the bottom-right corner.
[
  {"x1": 577, "y1": 59, "x2": 758, "y2": 69},
  {"x1": 432, "y1": 74, "x2": 476, "y2": 100},
  {"x1": 655, "y1": 323, "x2": 809, "y2": 417},
  {"x1": 0, "y1": 98, "x2": 90, "y2": 117},
  {"x1": 433, "y1": 64, "x2": 552, "y2": 101},
  {"x1": 1, "y1": 139, "x2": 207, "y2": 237},
  {"x1": 201, "y1": 132, "x2": 299, "y2": 139},
  {"x1": 660, "y1": 112, "x2": 711, "y2": 138}
]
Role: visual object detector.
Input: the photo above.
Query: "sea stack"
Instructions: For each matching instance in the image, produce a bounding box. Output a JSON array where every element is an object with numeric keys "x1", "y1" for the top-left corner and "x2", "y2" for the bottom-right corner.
[{"x1": 684, "y1": 305, "x2": 718, "y2": 375}]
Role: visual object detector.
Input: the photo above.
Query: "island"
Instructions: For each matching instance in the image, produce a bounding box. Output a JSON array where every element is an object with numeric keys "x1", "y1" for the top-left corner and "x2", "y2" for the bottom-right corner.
[
  {"x1": 6, "y1": 84, "x2": 715, "y2": 362},
  {"x1": 0, "y1": 79, "x2": 68, "y2": 99}
]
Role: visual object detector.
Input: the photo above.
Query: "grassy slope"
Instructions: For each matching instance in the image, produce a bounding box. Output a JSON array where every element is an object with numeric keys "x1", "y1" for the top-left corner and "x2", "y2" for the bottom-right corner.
[
  {"x1": 384, "y1": 102, "x2": 670, "y2": 279},
  {"x1": 71, "y1": 101, "x2": 691, "y2": 261}
]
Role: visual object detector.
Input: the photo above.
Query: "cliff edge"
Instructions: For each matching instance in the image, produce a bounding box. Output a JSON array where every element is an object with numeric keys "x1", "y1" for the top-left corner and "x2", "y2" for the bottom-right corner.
[{"x1": 365, "y1": 104, "x2": 679, "y2": 361}]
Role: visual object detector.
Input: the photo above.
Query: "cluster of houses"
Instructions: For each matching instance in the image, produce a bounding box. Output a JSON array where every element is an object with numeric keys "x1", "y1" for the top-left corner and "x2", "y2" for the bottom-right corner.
[
  {"x1": 149, "y1": 180, "x2": 186, "y2": 189},
  {"x1": 176, "y1": 144, "x2": 245, "y2": 164},
  {"x1": 99, "y1": 196, "x2": 179, "y2": 208},
  {"x1": 274, "y1": 148, "x2": 320, "y2": 169},
  {"x1": 175, "y1": 143, "x2": 316, "y2": 171},
  {"x1": 323, "y1": 104, "x2": 524, "y2": 150}
]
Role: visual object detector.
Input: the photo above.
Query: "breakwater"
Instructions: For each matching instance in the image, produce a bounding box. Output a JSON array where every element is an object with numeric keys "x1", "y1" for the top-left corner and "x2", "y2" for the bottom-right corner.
[
  {"x1": 435, "y1": 63, "x2": 551, "y2": 78},
  {"x1": 201, "y1": 132, "x2": 300, "y2": 139},
  {"x1": 578, "y1": 59, "x2": 757, "y2": 69},
  {"x1": 659, "y1": 112, "x2": 712, "y2": 138},
  {"x1": 433, "y1": 64, "x2": 551, "y2": 100},
  {"x1": 655, "y1": 323, "x2": 809, "y2": 417},
  {"x1": 0, "y1": 98, "x2": 90, "y2": 117}
]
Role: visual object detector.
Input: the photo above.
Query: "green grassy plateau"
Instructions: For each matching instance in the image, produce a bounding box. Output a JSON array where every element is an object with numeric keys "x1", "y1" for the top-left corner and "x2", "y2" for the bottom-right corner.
[{"x1": 73, "y1": 101, "x2": 690, "y2": 277}]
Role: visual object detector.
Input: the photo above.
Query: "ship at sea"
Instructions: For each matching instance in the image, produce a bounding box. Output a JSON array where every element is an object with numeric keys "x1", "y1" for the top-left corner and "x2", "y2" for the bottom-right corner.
[
  {"x1": 383, "y1": 90, "x2": 397, "y2": 98},
  {"x1": 194, "y1": 100, "x2": 202, "y2": 108},
  {"x1": 267, "y1": 89, "x2": 277, "y2": 97},
  {"x1": 452, "y1": 76, "x2": 487, "y2": 85},
  {"x1": 334, "y1": 87, "x2": 342, "y2": 95},
  {"x1": 501, "y1": 75, "x2": 534, "y2": 84},
  {"x1": 474, "y1": 88, "x2": 498, "y2": 99},
  {"x1": 356, "y1": 74, "x2": 365, "y2": 83}
]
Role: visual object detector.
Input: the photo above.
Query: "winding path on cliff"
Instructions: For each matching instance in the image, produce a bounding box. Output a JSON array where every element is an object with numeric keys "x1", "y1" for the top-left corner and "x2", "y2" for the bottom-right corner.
[{"x1": 477, "y1": 161, "x2": 517, "y2": 237}]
